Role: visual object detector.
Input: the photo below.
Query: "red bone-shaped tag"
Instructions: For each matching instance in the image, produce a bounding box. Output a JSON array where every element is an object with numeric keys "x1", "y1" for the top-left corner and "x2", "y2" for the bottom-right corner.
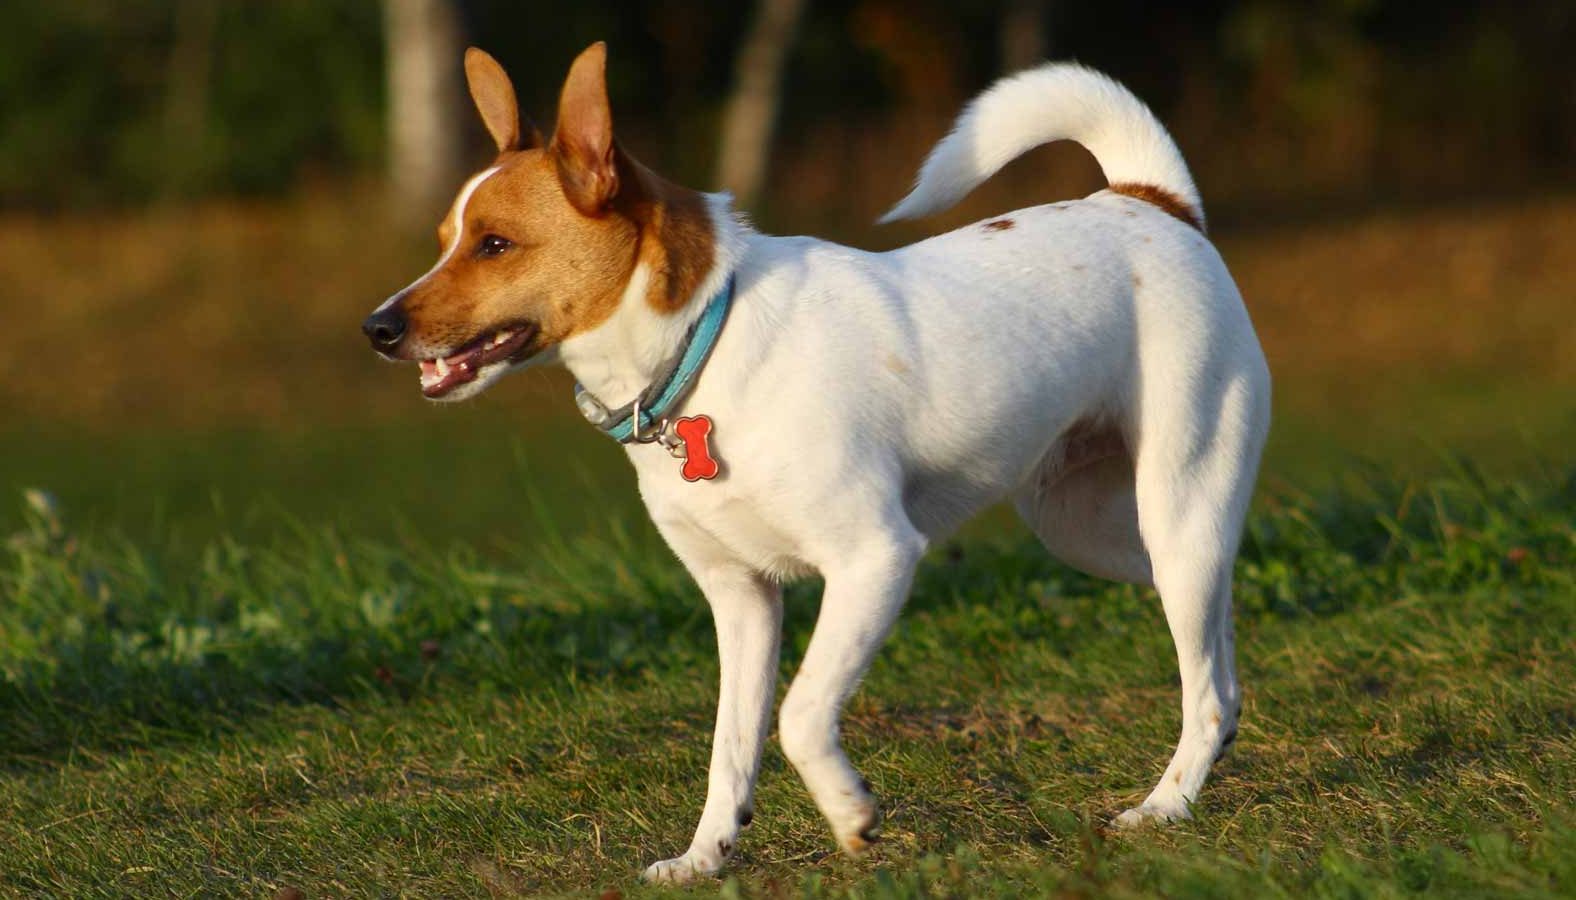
[{"x1": 673, "y1": 415, "x2": 720, "y2": 482}]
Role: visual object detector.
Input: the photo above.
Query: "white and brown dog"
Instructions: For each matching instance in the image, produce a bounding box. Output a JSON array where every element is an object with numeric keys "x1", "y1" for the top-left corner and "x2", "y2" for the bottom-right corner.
[{"x1": 364, "y1": 44, "x2": 1270, "y2": 882}]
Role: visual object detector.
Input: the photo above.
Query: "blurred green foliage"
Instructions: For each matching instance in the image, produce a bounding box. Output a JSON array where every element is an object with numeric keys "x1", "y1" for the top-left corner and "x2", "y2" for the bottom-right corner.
[
  {"x1": 0, "y1": 2, "x2": 384, "y2": 205},
  {"x1": 0, "y1": 0, "x2": 1570, "y2": 209}
]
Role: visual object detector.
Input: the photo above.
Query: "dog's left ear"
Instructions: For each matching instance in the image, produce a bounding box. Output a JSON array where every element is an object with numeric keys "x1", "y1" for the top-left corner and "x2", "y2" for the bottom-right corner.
[
  {"x1": 551, "y1": 42, "x2": 619, "y2": 215},
  {"x1": 464, "y1": 47, "x2": 542, "y2": 152}
]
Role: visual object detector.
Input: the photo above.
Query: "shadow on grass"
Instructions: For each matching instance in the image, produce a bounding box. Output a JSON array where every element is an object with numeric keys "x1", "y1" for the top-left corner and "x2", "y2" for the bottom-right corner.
[{"x1": 1, "y1": 463, "x2": 1569, "y2": 769}]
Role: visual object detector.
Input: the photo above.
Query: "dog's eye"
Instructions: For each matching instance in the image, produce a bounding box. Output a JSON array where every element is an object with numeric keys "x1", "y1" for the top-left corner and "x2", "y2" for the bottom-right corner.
[{"x1": 477, "y1": 234, "x2": 513, "y2": 257}]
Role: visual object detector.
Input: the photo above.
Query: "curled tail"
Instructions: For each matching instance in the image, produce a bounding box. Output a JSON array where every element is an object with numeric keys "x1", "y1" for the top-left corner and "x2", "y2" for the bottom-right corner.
[{"x1": 879, "y1": 62, "x2": 1204, "y2": 231}]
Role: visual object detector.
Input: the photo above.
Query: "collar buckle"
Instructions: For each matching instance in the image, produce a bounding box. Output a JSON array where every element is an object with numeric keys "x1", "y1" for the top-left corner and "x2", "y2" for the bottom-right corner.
[{"x1": 575, "y1": 389, "x2": 611, "y2": 426}]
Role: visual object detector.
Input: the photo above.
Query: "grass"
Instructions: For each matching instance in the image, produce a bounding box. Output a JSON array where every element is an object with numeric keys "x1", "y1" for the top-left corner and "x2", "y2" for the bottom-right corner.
[
  {"x1": 1, "y1": 463, "x2": 1571, "y2": 897},
  {"x1": 0, "y1": 412, "x2": 633, "y2": 551}
]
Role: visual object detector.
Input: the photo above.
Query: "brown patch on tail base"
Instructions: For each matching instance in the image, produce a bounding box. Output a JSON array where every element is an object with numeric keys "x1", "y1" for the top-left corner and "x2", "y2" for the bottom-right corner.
[{"x1": 1108, "y1": 182, "x2": 1204, "y2": 233}]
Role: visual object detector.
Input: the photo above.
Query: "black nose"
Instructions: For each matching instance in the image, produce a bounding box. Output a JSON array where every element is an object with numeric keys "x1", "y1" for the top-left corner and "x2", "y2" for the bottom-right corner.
[{"x1": 362, "y1": 307, "x2": 407, "y2": 351}]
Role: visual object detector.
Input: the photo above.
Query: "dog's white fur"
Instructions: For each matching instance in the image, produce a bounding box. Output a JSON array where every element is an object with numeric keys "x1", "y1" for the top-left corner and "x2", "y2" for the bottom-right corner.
[{"x1": 567, "y1": 63, "x2": 1267, "y2": 881}]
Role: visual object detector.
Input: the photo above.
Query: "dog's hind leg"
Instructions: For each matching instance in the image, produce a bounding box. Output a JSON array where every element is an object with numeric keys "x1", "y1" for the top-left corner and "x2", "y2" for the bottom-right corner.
[
  {"x1": 778, "y1": 511, "x2": 928, "y2": 856},
  {"x1": 1114, "y1": 360, "x2": 1268, "y2": 827}
]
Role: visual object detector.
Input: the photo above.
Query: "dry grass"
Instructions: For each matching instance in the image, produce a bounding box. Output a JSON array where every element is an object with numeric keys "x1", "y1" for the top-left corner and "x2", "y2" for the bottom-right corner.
[
  {"x1": 1228, "y1": 197, "x2": 1576, "y2": 387},
  {"x1": 0, "y1": 189, "x2": 563, "y2": 428}
]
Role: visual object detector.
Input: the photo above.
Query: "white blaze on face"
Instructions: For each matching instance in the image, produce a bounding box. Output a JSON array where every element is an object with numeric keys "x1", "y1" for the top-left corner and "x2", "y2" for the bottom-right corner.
[{"x1": 373, "y1": 165, "x2": 502, "y2": 314}]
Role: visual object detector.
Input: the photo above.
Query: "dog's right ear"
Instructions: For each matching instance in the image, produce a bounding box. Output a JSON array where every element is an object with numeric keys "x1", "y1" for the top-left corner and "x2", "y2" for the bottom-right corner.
[
  {"x1": 465, "y1": 47, "x2": 541, "y2": 153},
  {"x1": 551, "y1": 42, "x2": 619, "y2": 216}
]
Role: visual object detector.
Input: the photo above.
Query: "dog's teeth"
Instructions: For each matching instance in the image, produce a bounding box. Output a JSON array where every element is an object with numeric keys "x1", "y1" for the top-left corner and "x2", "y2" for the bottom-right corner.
[
  {"x1": 436, "y1": 357, "x2": 450, "y2": 377},
  {"x1": 492, "y1": 330, "x2": 512, "y2": 347}
]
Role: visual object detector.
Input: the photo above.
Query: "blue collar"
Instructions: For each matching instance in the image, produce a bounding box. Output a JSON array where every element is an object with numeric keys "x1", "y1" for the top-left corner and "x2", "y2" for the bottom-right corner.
[{"x1": 573, "y1": 274, "x2": 736, "y2": 443}]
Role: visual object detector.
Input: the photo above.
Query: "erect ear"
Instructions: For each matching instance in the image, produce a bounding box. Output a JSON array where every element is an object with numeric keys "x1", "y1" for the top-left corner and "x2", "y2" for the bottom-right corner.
[
  {"x1": 465, "y1": 47, "x2": 541, "y2": 152},
  {"x1": 551, "y1": 42, "x2": 619, "y2": 215}
]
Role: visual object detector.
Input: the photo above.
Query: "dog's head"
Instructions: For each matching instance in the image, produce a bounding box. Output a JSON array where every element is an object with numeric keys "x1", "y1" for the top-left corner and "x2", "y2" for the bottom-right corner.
[{"x1": 362, "y1": 43, "x2": 713, "y2": 401}]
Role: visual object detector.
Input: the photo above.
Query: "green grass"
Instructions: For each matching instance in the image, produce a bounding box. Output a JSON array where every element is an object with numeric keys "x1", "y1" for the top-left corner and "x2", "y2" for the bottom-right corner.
[
  {"x1": 0, "y1": 404, "x2": 635, "y2": 552},
  {"x1": 1, "y1": 462, "x2": 1571, "y2": 897}
]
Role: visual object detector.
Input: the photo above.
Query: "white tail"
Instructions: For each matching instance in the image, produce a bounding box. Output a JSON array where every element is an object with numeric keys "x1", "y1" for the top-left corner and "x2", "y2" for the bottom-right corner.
[{"x1": 879, "y1": 63, "x2": 1203, "y2": 229}]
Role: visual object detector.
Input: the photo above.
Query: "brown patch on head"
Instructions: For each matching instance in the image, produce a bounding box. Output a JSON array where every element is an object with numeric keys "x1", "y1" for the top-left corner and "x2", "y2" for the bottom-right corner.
[
  {"x1": 617, "y1": 159, "x2": 715, "y2": 315},
  {"x1": 396, "y1": 150, "x2": 638, "y2": 356},
  {"x1": 983, "y1": 218, "x2": 1015, "y2": 231},
  {"x1": 384, "y1": 42, "x2": 715, "y2": 364},
  {"x1": 1108, "y1": 182, "x2": 1204, "y2": 232}
]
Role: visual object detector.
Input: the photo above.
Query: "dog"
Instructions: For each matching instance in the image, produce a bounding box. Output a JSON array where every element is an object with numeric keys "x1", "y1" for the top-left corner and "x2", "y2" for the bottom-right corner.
[{"x1": 363, "y1": 43, "x2": 1270, "y2": 882}]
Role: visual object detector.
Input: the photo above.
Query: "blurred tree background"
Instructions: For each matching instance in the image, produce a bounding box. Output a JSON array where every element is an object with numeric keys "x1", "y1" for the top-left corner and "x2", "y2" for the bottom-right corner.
[{"x1": 3, "y1": 0, "x2": 1571, "y2": 217}]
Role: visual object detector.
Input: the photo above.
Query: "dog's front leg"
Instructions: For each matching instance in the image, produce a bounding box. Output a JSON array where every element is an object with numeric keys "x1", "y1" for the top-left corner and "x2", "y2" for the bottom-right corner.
[
  {"x1": 779, "y1": 526, "x2": 926, "y2": 855},
  {"x1": 643, "y1": 566, "x2": 782, "y2": 883}
]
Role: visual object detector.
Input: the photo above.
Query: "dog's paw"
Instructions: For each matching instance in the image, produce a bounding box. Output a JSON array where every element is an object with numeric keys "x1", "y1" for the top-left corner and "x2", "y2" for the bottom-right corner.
[
  {"x1": 641, "y1": 850, "x2": 723, "y2": 884},
  {"x1": 1112, "y1": 801, "x2": 1191, "y2": 829},
  {"x1": 838, "y1": 821, "x2": 882, "y2": 858},
  {"x1": 834, "y1": 802, "x2": 883, "y2": 857}
]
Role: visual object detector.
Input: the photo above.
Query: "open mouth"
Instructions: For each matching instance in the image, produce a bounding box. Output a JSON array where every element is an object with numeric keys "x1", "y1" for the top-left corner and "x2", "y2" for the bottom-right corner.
[{"x1": 418, "y1": 324, "x2": 537, "y2": 398}]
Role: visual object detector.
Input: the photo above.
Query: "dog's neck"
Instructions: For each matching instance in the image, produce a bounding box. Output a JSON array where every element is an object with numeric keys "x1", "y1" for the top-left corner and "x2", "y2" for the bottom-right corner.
[{"x1": 557, "y1": 193, "x2": 749, "y2": 408}]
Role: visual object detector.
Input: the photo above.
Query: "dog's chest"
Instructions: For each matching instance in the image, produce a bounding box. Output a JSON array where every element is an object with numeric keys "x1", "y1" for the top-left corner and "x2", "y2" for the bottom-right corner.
[{"x1": 630, "y1": 443, "x2": 817, "y2": 579}]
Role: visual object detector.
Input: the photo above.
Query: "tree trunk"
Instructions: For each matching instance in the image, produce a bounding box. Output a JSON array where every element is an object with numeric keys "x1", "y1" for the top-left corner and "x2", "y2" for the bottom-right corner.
[
  {"x1": 383, "y1": 0, "x2": 464, "y2": 226},
  {"x1": 1000, "y1": 0, "x2": 1050, "y2": 73},
  {"x1": 162, "y1": 0, "x2": 219, "y2": 197},
  {"x1": 715, "y1": 0, "x2": 810, "y2": 210}
]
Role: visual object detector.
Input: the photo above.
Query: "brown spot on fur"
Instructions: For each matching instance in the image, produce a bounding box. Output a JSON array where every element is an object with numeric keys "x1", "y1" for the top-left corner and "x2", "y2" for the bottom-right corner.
[
  {"x1": 396, "y1": 148, "x2": 641, "y2": 356},
  {"x1": 614, "y1": 154, "x2": 715, "y2": 315},
  {"x1": 1210, "y1": 712, "x2": 1221, "y2": 725},
  {"x1": 1108, "y1": 182, "x2": 1204, "y2": 232},
  {"x1": 984, "y1": 218, "x2": 1015, "y2": 231},
  {"x1": 1132, "y1": 274, "x2": 1143, "y2": 288}
]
